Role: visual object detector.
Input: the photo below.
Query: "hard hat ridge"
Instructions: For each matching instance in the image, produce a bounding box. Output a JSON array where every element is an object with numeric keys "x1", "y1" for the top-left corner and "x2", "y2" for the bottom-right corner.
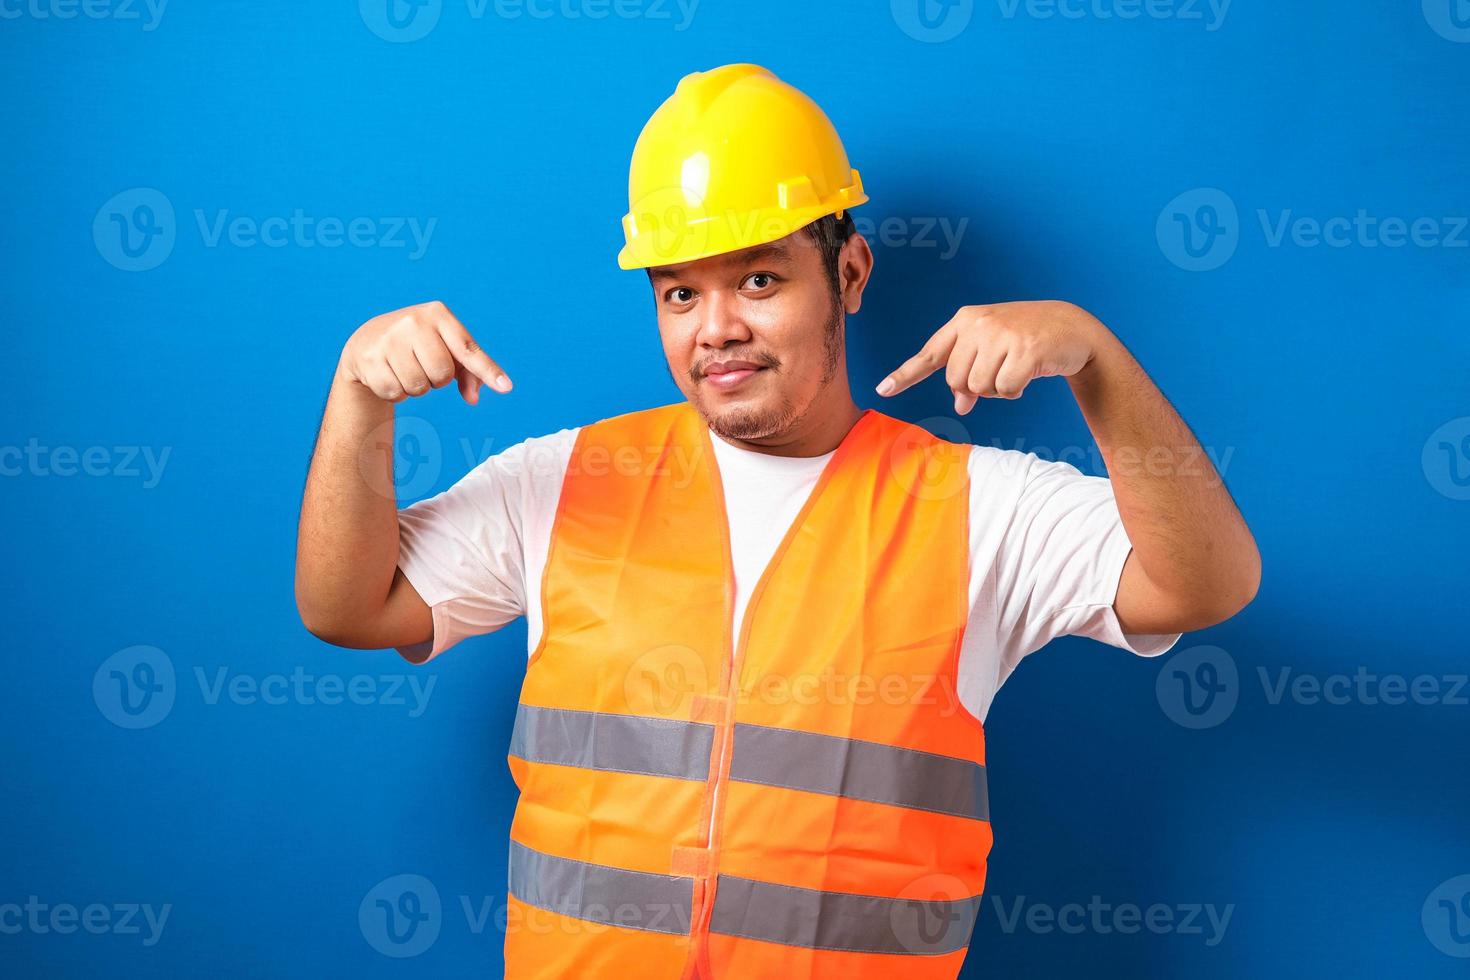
[{"x1": 618, "y1": 63, "x2": 867, "y2": 270}]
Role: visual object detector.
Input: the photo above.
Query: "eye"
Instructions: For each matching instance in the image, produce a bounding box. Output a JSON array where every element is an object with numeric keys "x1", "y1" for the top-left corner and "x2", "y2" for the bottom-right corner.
[
  {"x1": 665, "y1": 286, "x2": 696, "y2": 305},
  {"x1": 742, "y1": 272, "x2": 777, "y2": 291}
]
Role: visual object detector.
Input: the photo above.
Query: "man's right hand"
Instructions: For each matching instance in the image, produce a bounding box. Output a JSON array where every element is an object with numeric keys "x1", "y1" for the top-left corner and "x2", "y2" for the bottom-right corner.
[{"x1": 338, "y1": 300, "x2": 513, "y2": 405}]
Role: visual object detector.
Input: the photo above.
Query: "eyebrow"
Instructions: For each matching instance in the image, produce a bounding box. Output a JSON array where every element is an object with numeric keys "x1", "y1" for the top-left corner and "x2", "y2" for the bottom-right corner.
[
  {"x1": 647, "y1": 241, "x2": 796, "y2": 283},
  {"x1": 738, "y1": 242, "x2": 794, "y2": 265}
]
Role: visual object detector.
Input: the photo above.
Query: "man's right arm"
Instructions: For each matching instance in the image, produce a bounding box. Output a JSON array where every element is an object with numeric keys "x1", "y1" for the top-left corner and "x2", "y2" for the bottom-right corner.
[{"x1": 294, "y1": 300, "x2": 513, "y2": 650}]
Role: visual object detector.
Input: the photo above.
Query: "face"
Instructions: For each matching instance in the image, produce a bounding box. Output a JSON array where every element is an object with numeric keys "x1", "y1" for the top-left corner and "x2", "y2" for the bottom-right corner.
[{"x1": 648, "y1": 229, "x2": 872, "y2": 443}]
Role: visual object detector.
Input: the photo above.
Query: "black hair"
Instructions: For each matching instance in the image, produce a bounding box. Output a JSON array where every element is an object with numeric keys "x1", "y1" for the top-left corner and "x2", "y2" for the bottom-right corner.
[{"x1": 799, "y1": 210, "x2": 858, "y2": 300}]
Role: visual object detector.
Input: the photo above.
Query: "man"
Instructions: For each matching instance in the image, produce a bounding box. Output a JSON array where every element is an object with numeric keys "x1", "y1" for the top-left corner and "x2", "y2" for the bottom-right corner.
[{"x1": 296, "y1": 64, "x2": 1258, "y2": 979}]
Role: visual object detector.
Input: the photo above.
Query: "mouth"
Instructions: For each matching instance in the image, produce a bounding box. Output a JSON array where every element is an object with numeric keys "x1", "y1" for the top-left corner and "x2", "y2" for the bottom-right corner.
[{"x1": 702, "y1": 360, "x2": 767, "y2": 391}]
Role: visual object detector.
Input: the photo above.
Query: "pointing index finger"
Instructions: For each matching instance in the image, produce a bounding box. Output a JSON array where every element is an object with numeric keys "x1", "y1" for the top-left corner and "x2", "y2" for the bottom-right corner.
[
  {"x1": 875, "y1": 331, "x2": 956, "y2": 397},
  {"x1": 438, "y1": 321, "x2": 511, "y2": 394}
]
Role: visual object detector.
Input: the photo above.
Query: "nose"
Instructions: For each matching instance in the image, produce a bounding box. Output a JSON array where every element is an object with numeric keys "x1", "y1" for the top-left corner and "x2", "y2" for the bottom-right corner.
[{"x1": 694, "y1": 288, "x2": 752, "y2": 350}]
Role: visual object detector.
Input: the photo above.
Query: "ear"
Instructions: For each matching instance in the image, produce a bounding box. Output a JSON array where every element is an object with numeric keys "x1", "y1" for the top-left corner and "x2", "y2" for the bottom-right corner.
[{"x1": 838, "y1": 233, "x2": 875, "y2": 315}]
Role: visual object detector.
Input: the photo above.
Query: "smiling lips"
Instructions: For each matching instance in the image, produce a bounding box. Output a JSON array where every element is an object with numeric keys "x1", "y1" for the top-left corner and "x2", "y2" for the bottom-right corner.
[{"x1": 703, "y1": 360, "x2": 766, "y2": 391}]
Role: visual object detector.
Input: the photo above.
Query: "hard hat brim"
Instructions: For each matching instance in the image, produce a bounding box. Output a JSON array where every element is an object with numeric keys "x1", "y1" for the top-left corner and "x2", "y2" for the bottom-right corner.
[{"x1": 617, "y1": 195, "x2": 868, "y2": 271}]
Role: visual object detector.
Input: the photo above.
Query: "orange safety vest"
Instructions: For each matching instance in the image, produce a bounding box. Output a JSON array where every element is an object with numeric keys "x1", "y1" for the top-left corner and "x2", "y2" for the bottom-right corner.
[{"x1": 504, "y1": 401, "x2": 990, "y2": 979}]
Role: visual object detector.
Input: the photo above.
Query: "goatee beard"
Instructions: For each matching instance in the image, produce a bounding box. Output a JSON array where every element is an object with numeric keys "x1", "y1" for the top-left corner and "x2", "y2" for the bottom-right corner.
[{"x1": 699, "y1": 302, "x2": 844, "y2": 443}]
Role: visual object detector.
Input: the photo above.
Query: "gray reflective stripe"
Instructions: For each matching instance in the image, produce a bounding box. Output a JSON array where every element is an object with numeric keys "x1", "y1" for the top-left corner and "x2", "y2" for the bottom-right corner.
[
  {"x1": 509, "y1": 704, "x2": 713, "y2": 781},
  {"x1": 728, "y1": 722, "x2": 989, "y2": 821},
  {"x1": 710, "y1": 875, "x2": 983, "y2": 955},
  {"x1": 507, "y1": 841, "x2": 693, "y2": 936},
  {"x1": 508, "y1": 841, "x2": 980, "y2": 955}
]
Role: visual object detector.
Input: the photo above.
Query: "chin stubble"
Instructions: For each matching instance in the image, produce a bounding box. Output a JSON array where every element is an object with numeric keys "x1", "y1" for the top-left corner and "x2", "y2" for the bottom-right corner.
[{"x1": 701, "y1": 302, "x2": 844, "y2": 443}]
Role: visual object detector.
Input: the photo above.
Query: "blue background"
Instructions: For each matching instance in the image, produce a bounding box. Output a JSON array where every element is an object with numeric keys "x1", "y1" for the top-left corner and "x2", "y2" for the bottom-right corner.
[{"x1": 3, "y1": 0, "x2": 1468, "y2": 976}]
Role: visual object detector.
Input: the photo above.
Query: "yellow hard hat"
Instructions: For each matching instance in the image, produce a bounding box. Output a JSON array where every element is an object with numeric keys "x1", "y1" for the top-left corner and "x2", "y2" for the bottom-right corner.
[{"x1": 617, "y1": 64, "x2": 867, "y2": 270}]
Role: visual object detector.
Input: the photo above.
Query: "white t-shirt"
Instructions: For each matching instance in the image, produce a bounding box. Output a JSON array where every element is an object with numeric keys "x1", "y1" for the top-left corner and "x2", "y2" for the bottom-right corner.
[{"x1": 395, "y1": 418, "x2": 1179, "y2": 724}]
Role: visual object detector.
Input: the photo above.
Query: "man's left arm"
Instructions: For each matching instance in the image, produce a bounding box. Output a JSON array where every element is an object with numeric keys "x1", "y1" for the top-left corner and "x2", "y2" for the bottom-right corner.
[{"x1": 877, "y1": 300, "x2": 1260, "y2": 635}]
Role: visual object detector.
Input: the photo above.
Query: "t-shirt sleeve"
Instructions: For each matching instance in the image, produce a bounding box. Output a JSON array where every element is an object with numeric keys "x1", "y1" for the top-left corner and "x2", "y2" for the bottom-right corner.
[
  {"x1": 393, "y1": 427, "x2": 576, "y2": 663},
  {"x1": 989, "y1": 452, "x2": 1181, "y2": 667}
]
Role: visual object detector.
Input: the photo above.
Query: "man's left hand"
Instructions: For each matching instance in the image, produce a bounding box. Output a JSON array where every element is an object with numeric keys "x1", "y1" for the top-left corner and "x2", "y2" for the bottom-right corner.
[{"x1": 875, "y1": 301, "x2": 1107, "y2": 415}]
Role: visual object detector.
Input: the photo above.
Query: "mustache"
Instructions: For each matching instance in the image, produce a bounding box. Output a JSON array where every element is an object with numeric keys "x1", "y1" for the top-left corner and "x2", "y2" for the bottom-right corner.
[{"x1": 689, "y1": 349, "x2": 781, "y2": 384}]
